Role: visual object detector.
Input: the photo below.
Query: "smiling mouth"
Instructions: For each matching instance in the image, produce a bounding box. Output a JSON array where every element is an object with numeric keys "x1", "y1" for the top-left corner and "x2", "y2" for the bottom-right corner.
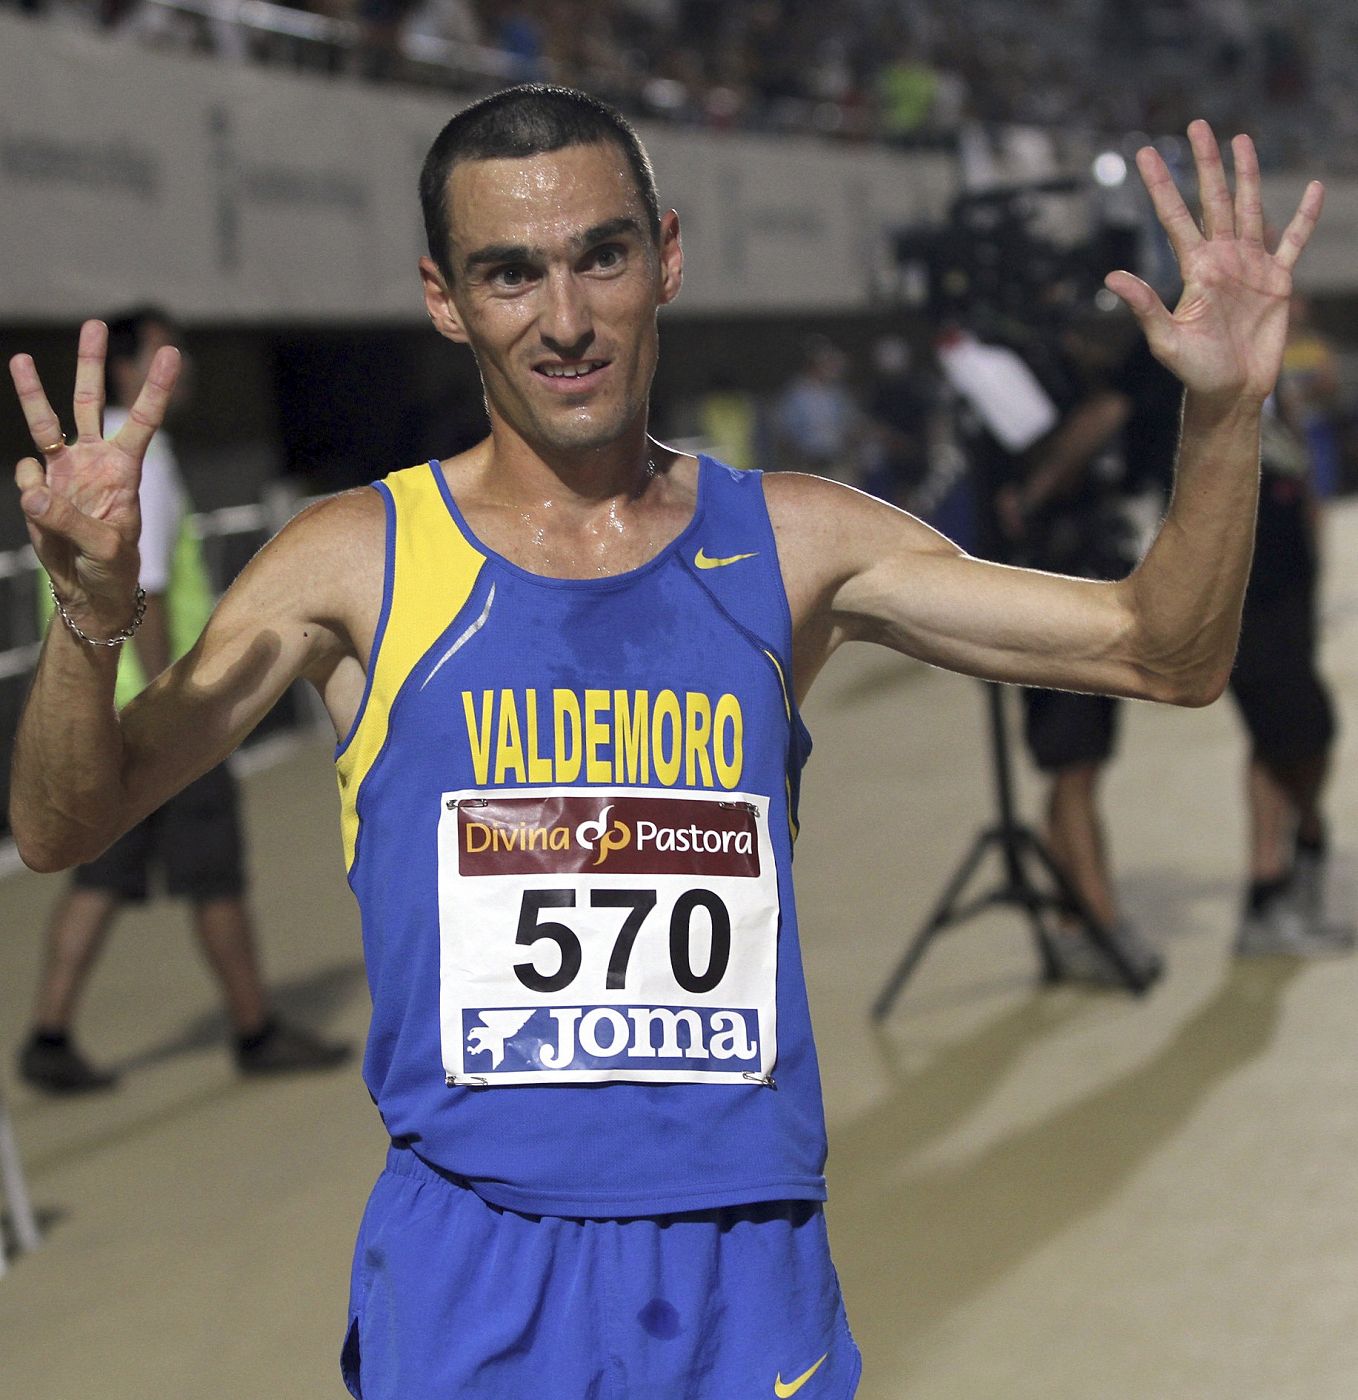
[{"x1": 535, "y1": 360, "x2": 609, "y2": 382}]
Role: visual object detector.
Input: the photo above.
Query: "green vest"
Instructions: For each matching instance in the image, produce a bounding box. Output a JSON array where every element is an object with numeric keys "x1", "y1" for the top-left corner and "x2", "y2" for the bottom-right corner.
[{"x1": 39, "y1": 520, "x2": 216, "y2": 707}]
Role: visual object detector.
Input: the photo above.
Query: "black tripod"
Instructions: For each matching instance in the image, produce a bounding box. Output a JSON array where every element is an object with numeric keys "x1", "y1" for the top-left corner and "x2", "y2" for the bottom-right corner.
[{"x1": 871, "y1": 682, "x2": 1159, "y2": 1019}]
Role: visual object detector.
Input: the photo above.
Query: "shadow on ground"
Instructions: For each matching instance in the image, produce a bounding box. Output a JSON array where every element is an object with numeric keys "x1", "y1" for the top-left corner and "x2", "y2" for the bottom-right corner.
[
  {"x1": 113, "y1": 958, "x2": 367, "y2": 1074},
  {"x1": 835, "y1": 959, "x2": 1301, "y2": 1391}
]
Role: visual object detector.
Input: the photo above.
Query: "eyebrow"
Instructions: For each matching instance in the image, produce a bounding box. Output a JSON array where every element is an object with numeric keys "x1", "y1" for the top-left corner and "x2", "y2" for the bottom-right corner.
[{"x1": 461, "y1": 217, "x2": 645, "y2": 274}]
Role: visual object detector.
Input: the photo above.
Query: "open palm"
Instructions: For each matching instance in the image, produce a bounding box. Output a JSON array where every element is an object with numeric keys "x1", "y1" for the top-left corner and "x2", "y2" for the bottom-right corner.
[
  {"x1": 1107, "y1": 120, "x2": 1323, "y2": 406},
  {"x1": 10, "y1": 320, "x2": 180, "y2": 623}
]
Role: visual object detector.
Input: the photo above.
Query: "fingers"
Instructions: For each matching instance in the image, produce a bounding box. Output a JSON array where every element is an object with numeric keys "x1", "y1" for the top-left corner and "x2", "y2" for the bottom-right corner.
[
  {"x1": 110, "y1": 344, "x2": 181, "y2": 462},
  {"x1": 15, "y1": 456, "x2": 44, "y2": 493},
  {"x1": 1230, "y1": 134, "x2": 1264, "y2": 245},
  {"x1": 9, "y1": 352, "x2": 68, "y2": 460},
  {"x1": 1274, "y1": 179, "x2": 1325, "y2": 271},
  {"x1": 1104, "y1": 270, "x2": 1175, "y2": 356},
  {"x1": 1104, "y1": 269, "x2": 1161, "y2": 318},
  {"x1": 20, "y1": 471, "x2": 123, "y2": 563},
  {"x1": 1141, "y1": 120, "x2": 1322, "y2": 273},
  {"x1": 16, "y1": 455, "x2": 60, "y2": 560},
  {"x1": 72, "y1": 319, "x2": 108, "y2": 444},
  {"x1": 1135, "y1": 142, "x2": 1202, "y2": 264},
  {"x1": 15, "y1": 454, "x2": 49, "y2": 520},
  {"x1": 1139, "y1": 121, "x2": 1263, "y2": 252},
  {"x1": 1188, "y1": 119, "x2": 1233, "y2": 240},
  {"x1": 16, "y1": 450, "x2": 121, "y2": 588}
]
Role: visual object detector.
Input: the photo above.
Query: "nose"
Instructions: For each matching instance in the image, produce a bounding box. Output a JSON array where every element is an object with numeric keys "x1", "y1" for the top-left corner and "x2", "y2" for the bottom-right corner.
[{"x1": 538, "y1": 269, "x2": 595, "y2": 359}]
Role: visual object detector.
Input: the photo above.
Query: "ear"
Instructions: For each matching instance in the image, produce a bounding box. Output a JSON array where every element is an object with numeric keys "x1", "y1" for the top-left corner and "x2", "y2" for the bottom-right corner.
[
  {"x1": 657, "y1": 210, "x2": 683, "y2": 307},
  {"x1": 420, "y1": 256, "x2": 469, "y2": 344}
]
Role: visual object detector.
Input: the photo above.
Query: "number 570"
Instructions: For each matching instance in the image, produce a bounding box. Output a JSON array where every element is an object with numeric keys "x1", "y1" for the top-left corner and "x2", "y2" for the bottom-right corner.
[{"x1": 513, "y1": 888, "x2": 732, "y2": 995}]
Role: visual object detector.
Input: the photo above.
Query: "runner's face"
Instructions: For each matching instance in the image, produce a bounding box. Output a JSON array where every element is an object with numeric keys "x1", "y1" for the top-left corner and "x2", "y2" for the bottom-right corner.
[{"x1": 431, "y1": 144, "x2": 681, "y2": 457}]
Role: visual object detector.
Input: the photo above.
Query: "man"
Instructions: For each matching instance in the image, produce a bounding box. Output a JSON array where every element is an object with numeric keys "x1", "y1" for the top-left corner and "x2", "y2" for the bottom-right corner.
[
  {"x1": 1230, "y1": 402, "x2": 1352, "y2": 956},
  {"x1": 16, "y1": 308, "x2": 350, "y2": 1092},
  {"x1": 7, "y1": 86, "x2": 1321, "y2": 1398}
]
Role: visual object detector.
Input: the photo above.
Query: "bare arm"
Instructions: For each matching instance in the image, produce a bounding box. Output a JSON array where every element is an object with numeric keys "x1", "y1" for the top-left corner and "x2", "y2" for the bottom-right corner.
[
  {"x1": 8, "y1": 323, "x2": 381, "y2": 870},
  {"x1": 774, "y1": 121, "x2": 1324, "y2": 709},
  {"x1": 12, "y1": 486, "x2": 381, "y2": 869},
  {"x1": 774, "y1": 474, "x2": 1151, "y2": 703},
  {"x1": 12, "y1": 487, "x2": 380, "y2": 870}
]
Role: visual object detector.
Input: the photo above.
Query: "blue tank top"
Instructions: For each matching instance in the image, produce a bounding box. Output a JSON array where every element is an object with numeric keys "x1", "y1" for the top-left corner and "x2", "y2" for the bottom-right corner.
[{"x1": 336, "y1": 456, "x2": 826, "y2": 1217}]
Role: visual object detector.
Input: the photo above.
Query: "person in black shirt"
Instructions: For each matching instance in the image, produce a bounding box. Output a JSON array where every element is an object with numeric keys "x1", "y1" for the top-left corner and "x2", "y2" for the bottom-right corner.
[
  {"x1": 998, "y1": 309, "x2": 1178, "y2": 983},
  {"x1": 1229, "y1": 405, "x2": 1353, "y2": 955}
]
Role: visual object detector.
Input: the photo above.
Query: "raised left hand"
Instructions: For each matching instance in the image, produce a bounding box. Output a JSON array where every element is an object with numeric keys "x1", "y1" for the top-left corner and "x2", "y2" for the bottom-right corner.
[{"x1": 1106, "y1": 119, "x2": 1324, "y2": 407}]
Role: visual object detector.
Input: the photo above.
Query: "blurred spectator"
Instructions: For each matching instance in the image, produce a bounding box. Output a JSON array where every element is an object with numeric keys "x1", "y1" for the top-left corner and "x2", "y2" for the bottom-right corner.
[
  {"x1": 358, "y1": 0, "x2": 421, "y2": 79},
  {"x1": 1228, "y1": 405, "x2": 1353, "y2": 957},
  {"x1": 1281, "y1": 292, "x2": 1343, "y2": 500},
  {"x1": 541, "y1": 0, "x2": 639, "y2": 99},
  {"x1": 405, "y1": 0, "x2": 482, "y2": 50},
  {"x1": 861, "y1": 334, "x2": 935, "y2": 506},
  {"x1": 486, "y1": 0, "x2": 548, "y2": 81},
  {"x1": 875, "y1": 40, "x2": 942, "y2": 141},
  {"x1": 772, "y1": 335, "x2": 865, "y2": 486},
  {"x1": 686, "y1": 371, "x2": 760, "y2": 473}
]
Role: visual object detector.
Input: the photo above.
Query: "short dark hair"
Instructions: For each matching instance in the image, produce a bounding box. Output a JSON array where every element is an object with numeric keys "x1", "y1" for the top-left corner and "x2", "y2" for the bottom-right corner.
[
  {"x1": 105, "y1": 305, "x2": 176, "y2": 366},
  {"x1": 419, "y1": 84, "x2": 661, "y2": 284}
]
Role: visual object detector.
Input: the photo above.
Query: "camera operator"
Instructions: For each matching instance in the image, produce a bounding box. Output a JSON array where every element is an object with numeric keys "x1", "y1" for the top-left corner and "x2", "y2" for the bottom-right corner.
[{"x1": 997, "y1": 303, "x2": 1176, "y2": 983}]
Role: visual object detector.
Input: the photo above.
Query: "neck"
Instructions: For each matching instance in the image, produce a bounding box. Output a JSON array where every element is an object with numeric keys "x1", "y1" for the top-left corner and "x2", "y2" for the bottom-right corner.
[{"x1": 480, "y1": 421, "x2": 660, "y2": 509}]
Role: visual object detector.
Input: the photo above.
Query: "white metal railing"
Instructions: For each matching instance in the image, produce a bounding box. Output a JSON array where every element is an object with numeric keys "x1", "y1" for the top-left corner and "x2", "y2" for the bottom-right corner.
[{"x1": 0, "y1": 543, "x2": 41, "y2": 681}]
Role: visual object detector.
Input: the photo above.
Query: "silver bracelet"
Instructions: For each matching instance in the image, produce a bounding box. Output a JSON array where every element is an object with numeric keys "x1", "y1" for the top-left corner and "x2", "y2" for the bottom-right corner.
[{"x1": 49, "y1": 580, "x2": 147, "y2": 647}]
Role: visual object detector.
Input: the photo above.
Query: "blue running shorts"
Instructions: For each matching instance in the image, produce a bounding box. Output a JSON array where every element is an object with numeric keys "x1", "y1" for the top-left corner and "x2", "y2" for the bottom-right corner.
[{"x1": 342, "y1": 1144, "x2": 862, "y2": 1399}]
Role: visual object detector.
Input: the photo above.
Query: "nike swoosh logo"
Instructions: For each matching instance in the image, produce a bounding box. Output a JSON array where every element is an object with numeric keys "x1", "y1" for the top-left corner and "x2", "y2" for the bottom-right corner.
[
  {"x1": 694, "y1": 548, "x2": 758, "y2": 570},
  {"x1": 774, "y1": 1353, "x2": 828, "y2": 1397}
]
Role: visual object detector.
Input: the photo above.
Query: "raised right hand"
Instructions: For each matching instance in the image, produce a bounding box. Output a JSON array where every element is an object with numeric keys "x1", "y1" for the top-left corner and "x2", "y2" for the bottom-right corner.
[{"x1": 10, "y1": 319, "x2": 180, "y2": 639}]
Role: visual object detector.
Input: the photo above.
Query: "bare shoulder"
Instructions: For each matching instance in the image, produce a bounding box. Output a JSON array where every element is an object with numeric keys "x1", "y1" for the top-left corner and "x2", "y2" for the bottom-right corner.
[
  {"x1": 762, "y1": 469, "x2": 875, "y2": 557},
  {"x1": 280, "y1": 482, "x2": 386, "y2": 544},
  {"x1": 762, "y1": 471, "x2": 951, "y2": 613},
  {"x1": 759, "y1": 471, "x2": 973, "y2": 697},
  {"x1": 210, "y1": 484, "x2": 387, "y2": 662},
  {"x1": 258, "y1": 485, "x2": 383, "y2": 578}
]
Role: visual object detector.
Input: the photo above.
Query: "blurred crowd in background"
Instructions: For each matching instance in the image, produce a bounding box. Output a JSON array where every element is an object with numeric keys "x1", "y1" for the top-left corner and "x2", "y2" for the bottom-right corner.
[
  {"x1": 7, "y1": 0, "x2": 1358, "y2": 172},
  {"x1": 677, "y1": 296, "x2": 1357, "y2": 518}
]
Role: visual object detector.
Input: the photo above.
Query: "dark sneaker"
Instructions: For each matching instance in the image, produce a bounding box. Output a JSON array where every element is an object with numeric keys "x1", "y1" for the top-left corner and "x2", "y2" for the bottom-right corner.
[
  {"x1": 18, "y1": 1036, "x2": 118, "y2": 1094},
  {"x1": 235, "y1": 1021, "x2": 352, "y2": 1077},
  {"x1": 1050, "y1": 921, "x2": 1163, "y2": 987},
  {"x1": 1235, "y1": 897, "x2": 1355, "y2": 959},
  {"x1": 1291, "y1": 849, "x2": 1325, "y2": 925},
  {"x1": 1106, "y1": 920, "x2": 1164, "y2": 980}
]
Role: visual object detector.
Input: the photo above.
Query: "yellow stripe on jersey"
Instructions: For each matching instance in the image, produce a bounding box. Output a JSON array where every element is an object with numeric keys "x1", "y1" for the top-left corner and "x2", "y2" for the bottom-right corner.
[
  {"x1": 336, "y1": 464, "x2": 485, "y2": 871},
  {"x1": 762, "y1": 648, "x2": 793, "y2": 723},
  {"x1": 761, "y1": 648, "x2": 801, "y2": 843}
]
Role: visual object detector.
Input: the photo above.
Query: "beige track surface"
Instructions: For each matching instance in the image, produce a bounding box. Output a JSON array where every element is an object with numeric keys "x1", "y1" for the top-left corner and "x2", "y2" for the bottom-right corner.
[{"x1": 4, "y1": 503, "x2": 1358, "y2": 1399}]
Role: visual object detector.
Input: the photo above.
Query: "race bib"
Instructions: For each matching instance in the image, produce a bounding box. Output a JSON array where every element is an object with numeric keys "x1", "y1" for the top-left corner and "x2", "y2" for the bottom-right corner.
[{"x1": 436, "y1": 786, "x2": 780, "y2": 1086}]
